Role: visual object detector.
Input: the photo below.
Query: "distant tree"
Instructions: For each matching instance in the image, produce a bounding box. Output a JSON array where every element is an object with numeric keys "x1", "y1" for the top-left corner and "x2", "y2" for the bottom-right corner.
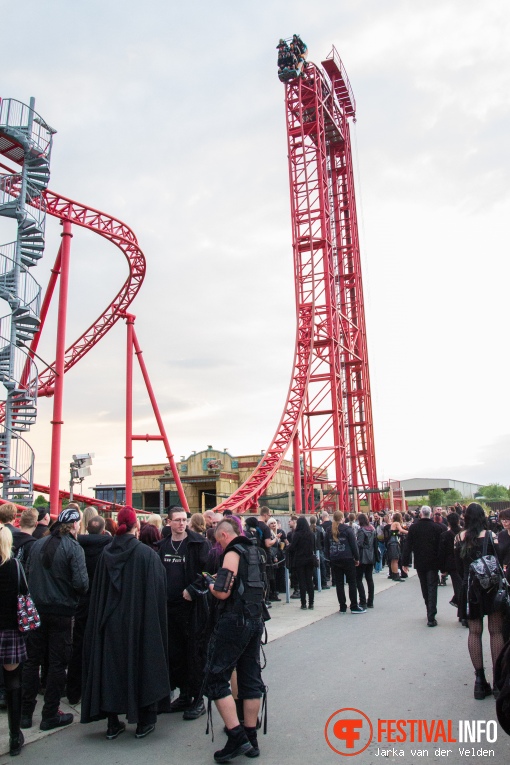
[
  {"x1": 444, "y1": 489, "x2": 463, "y2": 505},
  {"x1": 429, "y1": 489, "x2": 446, "y2": 507},
  {"x1": 34, "y1": 494, "x2": 49, "y2": 507},
  {"x1": 478, "y1": 484, "x2": 510, "y2": 501}
]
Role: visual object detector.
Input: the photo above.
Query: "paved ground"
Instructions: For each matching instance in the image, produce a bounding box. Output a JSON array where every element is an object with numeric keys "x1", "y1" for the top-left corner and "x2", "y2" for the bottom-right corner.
[{"x1": 1, "y1": 569, "x2": 509, "y2": 765}]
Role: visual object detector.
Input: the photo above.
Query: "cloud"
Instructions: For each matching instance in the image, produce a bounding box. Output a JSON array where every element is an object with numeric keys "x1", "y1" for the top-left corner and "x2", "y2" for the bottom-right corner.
[{"x1": 2, "y1": 0, "x2": 510, "y2": 492}]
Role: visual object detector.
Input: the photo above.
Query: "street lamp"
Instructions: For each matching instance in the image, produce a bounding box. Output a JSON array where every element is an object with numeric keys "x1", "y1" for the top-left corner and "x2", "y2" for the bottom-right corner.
[{"x1": 69, "y1": 453, "x2": 94, "y2": 501}]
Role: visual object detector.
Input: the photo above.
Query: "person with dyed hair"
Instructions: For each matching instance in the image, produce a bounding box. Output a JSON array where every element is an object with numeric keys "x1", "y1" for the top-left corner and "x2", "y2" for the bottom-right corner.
[{"x1": 81, "y1": 506, "x2": 170, "y2": 740}]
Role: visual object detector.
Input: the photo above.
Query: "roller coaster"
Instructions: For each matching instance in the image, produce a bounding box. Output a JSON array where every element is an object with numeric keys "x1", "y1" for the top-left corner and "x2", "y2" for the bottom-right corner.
[{"x1": 0, "y1": 41, "x2": 378, "y2": 515}]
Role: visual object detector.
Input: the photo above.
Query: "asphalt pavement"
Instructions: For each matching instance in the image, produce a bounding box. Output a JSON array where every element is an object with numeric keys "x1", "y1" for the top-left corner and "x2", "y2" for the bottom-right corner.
[{"x1": 1, "y1": 570, "x2": 510, "y2": 765}]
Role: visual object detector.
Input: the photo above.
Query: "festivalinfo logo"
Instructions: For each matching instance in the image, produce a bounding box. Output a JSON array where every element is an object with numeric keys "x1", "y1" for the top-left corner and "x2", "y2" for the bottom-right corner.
[{"x1": 324, "y1": 709, "x2": 498, "y2": 758}]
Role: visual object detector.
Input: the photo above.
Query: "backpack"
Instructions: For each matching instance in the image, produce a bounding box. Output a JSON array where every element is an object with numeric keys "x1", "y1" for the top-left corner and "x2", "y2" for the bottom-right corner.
[
  {"x1": 468, "y1": 532, "x2": 501, "y2": 591},
  {"x1": 328, "y1": 529, "x2": 352, "y2": 561},
  {"x1": 357, "y1": 529, "x2": 375, "y2": 565},
  {"x1": 231, "y1": 543, "x2": 267, "y2": 619}
]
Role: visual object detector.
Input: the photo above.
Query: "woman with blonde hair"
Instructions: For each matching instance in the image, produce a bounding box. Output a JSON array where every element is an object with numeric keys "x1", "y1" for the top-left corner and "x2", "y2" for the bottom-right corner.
[
  {"x1": 0, "y1": 523, "x2": 28, "y2": 755},
  {"x1": 386, "y1": 512, "x2": 407, "y2": 582},
  {"x1": 146, "y1": 514, "x2": 163, "y2": 532},
  {"x1": 81, "y1": 506, "x2": 98, "y2": 535},
  {"x1": 189, "y1": 513, "x2": 206, "y2": 536}
]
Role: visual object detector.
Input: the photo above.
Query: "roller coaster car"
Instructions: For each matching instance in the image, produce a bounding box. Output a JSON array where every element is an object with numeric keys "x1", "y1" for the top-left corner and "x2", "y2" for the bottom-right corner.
[
  {"x1": 277, "y1": 36, "x2": 308, "y2": 82},
  {"x1": 278, "y1": 58, "x2": 309, "y2": 83},
  {"x1": 278, "y1": 67, "x2": 300, "y2": 83}
]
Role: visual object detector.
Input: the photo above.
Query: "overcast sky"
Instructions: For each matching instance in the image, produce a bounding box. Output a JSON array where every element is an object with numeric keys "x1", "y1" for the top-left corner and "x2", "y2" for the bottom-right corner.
[{"x1": 2, "y1": 0, "x2": 509, "y2": 495}]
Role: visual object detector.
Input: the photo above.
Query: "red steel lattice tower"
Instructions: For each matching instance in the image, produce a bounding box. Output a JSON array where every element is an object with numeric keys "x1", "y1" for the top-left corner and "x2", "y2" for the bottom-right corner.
[
  {"x1": 286, "y1": 46, "x2": 378, "y2": 512},
  {"x1": 285, "y1": 59, "x2": 349, "y2": 513},
  {"x1": 216, "y1": 44, "x2": 378, "y2": 514},
  {"x1": 323, "y1": 48, "x2": 378, "y2": 501}
]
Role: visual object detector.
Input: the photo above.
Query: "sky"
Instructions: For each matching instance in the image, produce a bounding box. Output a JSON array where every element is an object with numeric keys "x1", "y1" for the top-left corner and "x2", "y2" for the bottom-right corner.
[{"x1": 1, "y1": 0, "x2": 509, "y2": 496}]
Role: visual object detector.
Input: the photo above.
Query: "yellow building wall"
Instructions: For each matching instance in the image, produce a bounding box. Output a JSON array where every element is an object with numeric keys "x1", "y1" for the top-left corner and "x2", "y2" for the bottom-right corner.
[{"x1": 132, "y1": 449, "x2": 298, "y2": 512}]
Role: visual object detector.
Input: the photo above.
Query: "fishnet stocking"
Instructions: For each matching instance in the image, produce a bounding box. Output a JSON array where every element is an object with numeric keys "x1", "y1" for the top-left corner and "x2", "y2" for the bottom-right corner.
[
  {"x1": 467, "y1": 618, "x2": 483, "y2": 670},
  {"x1": 467, "y1": 613, "x2": 505, "y2": 671},
  {"x1": 488, "y1": 611, "x2": 505, "y2": 669}
]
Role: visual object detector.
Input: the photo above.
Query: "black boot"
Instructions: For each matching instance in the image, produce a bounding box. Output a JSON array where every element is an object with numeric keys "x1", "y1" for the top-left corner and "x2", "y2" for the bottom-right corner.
[
  {"x1": 5, "y1": 667, "x2": 24, "y2": 757},
  {"x1": 183, "y1": 696, "x2": 206, "y2": 720},
  {"x1": 244, "y1": 726, "x2": 260, "y2": 758},
  {"x1": 214, "y1": 724, "x2": 253, "y2": 762},
  {"x1": 106, "y1": 713, "x2": 126, "y2": 740},
  {"x1": 169, "y1": 692, "x2": 192, "y2": 712},
  {"x1": 474, "y1": 668, "x2": 492, "y2": 700}
]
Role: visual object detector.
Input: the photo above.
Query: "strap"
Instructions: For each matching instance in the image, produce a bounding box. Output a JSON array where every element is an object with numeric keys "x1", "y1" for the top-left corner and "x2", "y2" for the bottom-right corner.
[
  {"x1": 486, "y1": 532, "x2": 506, "y2": 578},
  {"x1": 205, "y1": 696, "x2": 214, "y2": 740},
  {"x1": 16, "y1": 558, "x2": 20, "y2": 595},
  {"x1": 482, "y1": 530, "x2": 490, "y2": 557},
  {"x1": 260, "y1": 686, "x2": 268, "y2": 735},
  {"x1": 17, "y1": 559, "x2": 29, "y2": 593}
]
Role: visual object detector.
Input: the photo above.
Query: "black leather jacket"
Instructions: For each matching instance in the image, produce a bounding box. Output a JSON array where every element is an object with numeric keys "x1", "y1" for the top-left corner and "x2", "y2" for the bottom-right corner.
[{"x1": 26, "y1": 533, "x2": 89, "y2": 616}]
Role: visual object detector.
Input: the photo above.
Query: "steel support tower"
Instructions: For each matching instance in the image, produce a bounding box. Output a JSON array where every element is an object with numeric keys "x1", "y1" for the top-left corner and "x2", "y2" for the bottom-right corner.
[{"x1": 216, "y1": 45, "x2": 377, "y2": 514}]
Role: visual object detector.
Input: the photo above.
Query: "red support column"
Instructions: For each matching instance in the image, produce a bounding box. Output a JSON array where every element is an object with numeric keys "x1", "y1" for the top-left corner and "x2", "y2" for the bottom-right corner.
[
  {"x1": 49, "y1": 221, "x2": 72, "y2": 517},
  {"x1": 292, "y1": 431, "x2": 302, "y2": 514},
  {"x1": 125, "y1": 314, "x2": 134, "y2": 506},
  {"x1": 132, "y1": 328, "x2": 189, "y2": 511}
]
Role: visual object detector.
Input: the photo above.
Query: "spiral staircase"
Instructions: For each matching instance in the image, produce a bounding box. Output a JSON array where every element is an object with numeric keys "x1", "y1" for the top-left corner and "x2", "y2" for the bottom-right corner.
[{"x1": 0, "y1": 98, "x2": 54, "y2": 503}]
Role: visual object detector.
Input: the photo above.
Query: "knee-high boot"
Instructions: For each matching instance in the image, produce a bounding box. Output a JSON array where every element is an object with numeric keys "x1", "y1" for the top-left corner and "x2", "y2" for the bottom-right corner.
[{"x1": 4, "y1": 666, "x2": 24, "y2": 756}]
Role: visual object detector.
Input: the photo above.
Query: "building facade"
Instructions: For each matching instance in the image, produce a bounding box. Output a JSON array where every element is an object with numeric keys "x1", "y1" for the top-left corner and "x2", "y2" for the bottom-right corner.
[{"x1": 130, "y1": 447, "x2": 298, "y2": 513}]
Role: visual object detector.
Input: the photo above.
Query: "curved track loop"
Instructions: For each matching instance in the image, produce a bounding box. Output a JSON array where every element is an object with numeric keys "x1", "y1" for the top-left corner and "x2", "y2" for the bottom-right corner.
[
  {"x1": 37, "y1": 190, "x2": 145, "y2": 394},
  {"x1": 215, "y1": 304, "x2": 314, "y2": 513},
  {"x1": 0, "y1": 186, "x2": 145, "y2": 418}
]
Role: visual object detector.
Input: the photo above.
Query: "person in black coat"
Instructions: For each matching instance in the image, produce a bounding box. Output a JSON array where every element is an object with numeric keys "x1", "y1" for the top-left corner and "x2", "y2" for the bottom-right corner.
[
  {"x1": 287, "y1": 517, "x2": 316, "y2": 610},
  {"x1": 32, "y1": 509, "x2": 51, "y2": 540},
  {"x1": 402, "y1": 506, "x2": 444, "y2": 627},
  {"x1": 11, "y1": 508, "x2": 38, "y2": 564},
  {"x1": 158, "y1": 506, "x2": 211, "y2": 720},
  {"x1": 325, "y1": 511, "x2": 364, "y2": 613},
  {"x1": 81, "y1": 506, "x2": 170, "y2": 740},
  {"x1": 438, "y1": 512, "x2": 463, "y2": 611},
  {"x1": 66, "y1": 515, "x2": 111, "y2": 705}
]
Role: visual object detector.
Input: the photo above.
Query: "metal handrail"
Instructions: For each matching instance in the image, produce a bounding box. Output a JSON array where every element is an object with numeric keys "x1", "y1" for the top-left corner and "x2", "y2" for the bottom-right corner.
[
  {"x1": 324, "y1": 46, "x2": 356, "y2": 115},
  {"x1": 0, "y1": 422, "x2": 34, "y2": 488},
  {"x1": 0, "y1": 246, "x2": 41, "y2": 316},
  {"x1": 0, "y1": 332, "x2": 38, "y2": 399},
  {"x1": 0, "y1": 176, "x2": 46, "y2": 230},
  {"x1": 0, "y1": 98, "x2": 55, "y2": 155}
]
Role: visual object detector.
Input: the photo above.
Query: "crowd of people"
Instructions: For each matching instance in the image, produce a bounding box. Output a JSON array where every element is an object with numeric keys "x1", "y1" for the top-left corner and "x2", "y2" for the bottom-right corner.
[{"x1": 1, "y1": 499, "x2": 510, "y2": 758}]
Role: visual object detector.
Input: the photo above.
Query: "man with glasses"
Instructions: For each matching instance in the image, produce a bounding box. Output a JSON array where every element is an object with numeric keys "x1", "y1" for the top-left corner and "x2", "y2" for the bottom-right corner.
[{"x1": 158, "y1": 506, "x2": 210, "y2": 720}]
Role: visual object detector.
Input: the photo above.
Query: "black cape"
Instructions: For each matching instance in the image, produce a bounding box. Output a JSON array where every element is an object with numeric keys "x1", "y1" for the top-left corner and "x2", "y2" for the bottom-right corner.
[{"x1": 81, "y1": 534, "x2": 170, "y2": 724}]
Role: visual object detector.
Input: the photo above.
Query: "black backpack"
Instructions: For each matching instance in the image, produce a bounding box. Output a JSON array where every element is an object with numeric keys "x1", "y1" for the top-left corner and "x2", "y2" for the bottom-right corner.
[
  {"x1": 329, "y1": 530, "x2": 351, "y2": 561},
  {"x1": 357, "y1": 529, "x2": 375, "y2": 565},
  {"x1": 232, "y1": 543, "x2": 266, "y2": 618}
]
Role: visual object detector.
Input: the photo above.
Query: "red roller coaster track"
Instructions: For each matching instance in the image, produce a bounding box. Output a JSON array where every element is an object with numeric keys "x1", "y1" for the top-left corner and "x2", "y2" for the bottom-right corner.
[
  {"x1": 1, "y1": 45, "x2": 377, "y2": 516},
  {"x1": 216, "y1": 46, "x2": 378, "y2": 514},
  {"x1": 0, "y1": 148, "x2": 187, "y2": 512}
]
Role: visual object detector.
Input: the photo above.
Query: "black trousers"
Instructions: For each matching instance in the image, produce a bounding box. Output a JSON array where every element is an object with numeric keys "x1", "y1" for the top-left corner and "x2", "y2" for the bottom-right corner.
[
  {"x1": 167, "y1": 600, "x2": 196, "y2": 697},
  {"x1": 296, "y1": 563, "x2": 314, "y2": 607},
  {"x1": 66, "y1": 599, "x2": 89, "y2": 701},
  {"x1": 331, "y1": 560, "x2": 358, "y2": 610},
  {"x1": 22, "y1": 614, "x2": 72, "y2": 720},
  {"x1": 417, "y1": 568, "x2": 439, "y2": 621},
  {"x1": 356, "y1": 563, "x2": 374, "y2": 606}
]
